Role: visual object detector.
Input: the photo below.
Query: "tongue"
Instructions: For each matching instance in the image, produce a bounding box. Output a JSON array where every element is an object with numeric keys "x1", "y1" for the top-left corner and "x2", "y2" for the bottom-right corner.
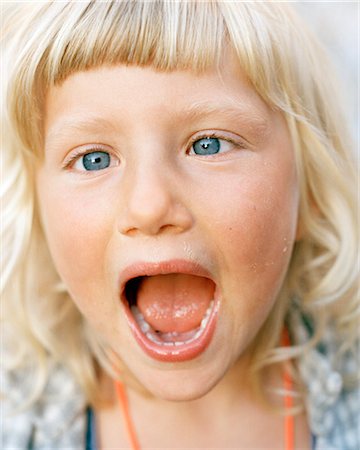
[{"x1": 136, "y1": 274, "x2": 214, "y2": 333}]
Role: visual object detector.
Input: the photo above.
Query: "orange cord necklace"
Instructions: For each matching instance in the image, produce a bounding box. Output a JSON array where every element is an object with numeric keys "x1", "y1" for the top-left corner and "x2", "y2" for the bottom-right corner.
[
  {"x1": 114, "y1": 376, "x2": 295, "y2": 450},
  {"x1": 282, "y1": 328, "x2": 295, "y2": 450},
  {"x1": 114, "y1": 380, "x2": 141, "y2": 450}
]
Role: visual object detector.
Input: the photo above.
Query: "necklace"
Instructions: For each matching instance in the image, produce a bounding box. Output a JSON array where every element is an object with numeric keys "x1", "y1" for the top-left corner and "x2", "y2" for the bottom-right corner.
[
  {"x1": 114, "y1": 380, "x2": 141, "y2": 450},
  {"x1": 283, "y1": 328, "x2": 295, "y2": 450},
  {"x1": 114, "y1": 374, "x2": 295, "y2": 450}
]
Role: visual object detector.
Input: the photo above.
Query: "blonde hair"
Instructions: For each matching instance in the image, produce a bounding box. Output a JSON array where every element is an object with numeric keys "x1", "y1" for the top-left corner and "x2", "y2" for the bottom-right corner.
[{"x1": 1, "y1": 1, "x2": 358, "y2": 409}]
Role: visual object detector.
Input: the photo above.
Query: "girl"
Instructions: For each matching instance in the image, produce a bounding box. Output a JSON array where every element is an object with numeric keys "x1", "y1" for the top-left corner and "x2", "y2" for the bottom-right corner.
[{"x1": 1, "y1": 2, "x2": 358, "y2": 449}]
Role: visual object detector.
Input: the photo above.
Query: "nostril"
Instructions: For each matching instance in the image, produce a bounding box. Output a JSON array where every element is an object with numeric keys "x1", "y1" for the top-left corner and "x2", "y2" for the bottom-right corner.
[
  {"x1": 159, "y1": 224, "x2": 181, "y2": 234},
  {"x1": 123, "y1": 227, "x2": 139, "y2": 237}
]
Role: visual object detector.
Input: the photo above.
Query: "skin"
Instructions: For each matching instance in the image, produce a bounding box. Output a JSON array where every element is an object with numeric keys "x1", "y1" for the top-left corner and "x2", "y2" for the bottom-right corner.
[{"x1": 36, "y1": 55, "x2": 309, "y2": 447}]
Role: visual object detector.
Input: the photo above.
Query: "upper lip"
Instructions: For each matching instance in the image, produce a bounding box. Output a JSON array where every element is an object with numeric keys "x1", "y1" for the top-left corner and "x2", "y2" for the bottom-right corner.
[{"x1": 119, "y1": 259, "x2": 214, "y2": 301}]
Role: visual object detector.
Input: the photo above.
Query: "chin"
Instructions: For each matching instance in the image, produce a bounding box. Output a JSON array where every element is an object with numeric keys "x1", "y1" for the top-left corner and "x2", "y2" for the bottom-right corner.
[
  {"x1": 126, "y1": 352, "x2": 232, "y2": 402},
  {"x1": 142, "y1": 375, "x2": 220, "y2": 402}
]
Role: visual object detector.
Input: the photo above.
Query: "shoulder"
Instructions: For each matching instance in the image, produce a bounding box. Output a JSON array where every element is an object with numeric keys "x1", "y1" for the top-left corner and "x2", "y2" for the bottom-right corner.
[
  {"x1": 1, "y1": 360, "x2": 87, "y2": 450},
  {"x1": 290, "y1": 308, "x2": 360, "y2": 450}
]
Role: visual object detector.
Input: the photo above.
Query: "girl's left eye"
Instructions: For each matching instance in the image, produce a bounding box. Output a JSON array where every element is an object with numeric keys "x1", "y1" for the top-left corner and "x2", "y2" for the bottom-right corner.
[
  {"x1": 72, "y1": 151, "x2": 115, "y2": 171},
  {"x1": 189, "y1": 137, "x2": 236, "y2": 156}
]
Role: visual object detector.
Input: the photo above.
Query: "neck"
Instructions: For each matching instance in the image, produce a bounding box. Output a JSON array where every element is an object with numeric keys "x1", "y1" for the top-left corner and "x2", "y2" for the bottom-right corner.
[
  {"x1": 96, "y1": 359, "x2": 297, "y2": 450},
  {"x1": 116, "y1": 357, "x2": 280, "y2": 423}
]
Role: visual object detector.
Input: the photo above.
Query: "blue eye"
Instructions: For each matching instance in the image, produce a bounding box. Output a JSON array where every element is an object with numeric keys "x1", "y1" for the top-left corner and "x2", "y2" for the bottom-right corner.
[
  {"x1": 81, "y1": 151, "x2": 110, "y2": 171},
  {"x1": 192, "y1": 137, "x2": 220, "y2": 155}
]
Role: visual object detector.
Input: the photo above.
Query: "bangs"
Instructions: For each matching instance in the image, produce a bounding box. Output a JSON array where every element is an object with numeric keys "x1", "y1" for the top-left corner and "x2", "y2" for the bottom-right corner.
[
  {"x1": 5, "y1": 1, "x2": 307, "y2": 151},
  {"x1": 39, "y1": 1, "x2": 227, "y2": 84}
]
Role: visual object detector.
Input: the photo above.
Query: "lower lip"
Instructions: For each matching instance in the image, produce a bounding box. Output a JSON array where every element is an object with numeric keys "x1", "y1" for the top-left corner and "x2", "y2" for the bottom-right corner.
[{"x1": 122, "y1": 294, "x2": 220, "y2": 363}]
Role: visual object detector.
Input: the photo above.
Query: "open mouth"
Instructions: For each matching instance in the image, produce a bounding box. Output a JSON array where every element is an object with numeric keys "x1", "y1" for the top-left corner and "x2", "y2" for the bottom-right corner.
[{"x1": 120, "y1": 265, "x2": 220, "y2": 362}]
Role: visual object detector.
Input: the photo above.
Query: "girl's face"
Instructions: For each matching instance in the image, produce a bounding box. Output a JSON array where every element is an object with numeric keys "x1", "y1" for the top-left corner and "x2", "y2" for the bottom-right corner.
[{"x1": 37, "y1": 56, "x2": 299, "y2": 400}]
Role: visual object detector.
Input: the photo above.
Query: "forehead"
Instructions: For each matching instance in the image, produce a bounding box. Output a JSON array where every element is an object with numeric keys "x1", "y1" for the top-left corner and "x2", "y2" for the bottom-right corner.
[{"x1": 44, "y1": 55, "x2": 273, "y2": 147}]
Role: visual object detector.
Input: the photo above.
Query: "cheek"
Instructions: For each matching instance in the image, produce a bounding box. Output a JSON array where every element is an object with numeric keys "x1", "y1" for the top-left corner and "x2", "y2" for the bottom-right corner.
[
  {"x1": 36, "y1": 178, "x2": 125, "y2": 334},
  {"x1": 35, "y1": 175, "x2": 117, "y2": 296},
  {"x1": 197, "y1": 163, "x2": 299, "y2": 302},
  {"x1": 199, "y1": 168, "x2": 298, "y2": 343},
  {"x1": 229, "y1": 182, "x2": 298, "y2": 268}
]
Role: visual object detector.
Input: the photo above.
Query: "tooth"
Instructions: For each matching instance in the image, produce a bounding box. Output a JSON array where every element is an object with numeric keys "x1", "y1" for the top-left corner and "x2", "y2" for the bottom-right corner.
[
  {"x1": 200, "y1": 316, "x2": 208, "y2": 329},
  {"x1": 140, "y1": 320, "x2": 151, "y2": 333},
  {"x1": 161, "y1": 331, "x2": 178, "y2": 340},
  {"x1": 206, "y1": 300, "x2": 214, "y2": 314},
  {"x1": 194, "y1": 328, "x2": 203, "y2": 340},
  {"x1": 200, "y1": 303, "x2": 213, "y2": 329},
  {"x1": 131, "y1": 308, "x2": 145, "y2": 322},
  {"x1": 146, "y1": 332, "x2": 160, "y2": 343}
]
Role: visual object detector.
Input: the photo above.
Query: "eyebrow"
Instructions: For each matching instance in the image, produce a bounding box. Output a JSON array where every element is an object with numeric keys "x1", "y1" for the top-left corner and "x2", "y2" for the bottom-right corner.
[
  {"x1": 45, "y1": 116, "x2": 118, "y2": 148},
  {"x1": 182, "y1": 101, "x2": 269, "y2": 125},
  {"x1": 45, "y1": 102, "x2": 270, "y2": 147},
  {"x1": 173, "y1": 100, "x2": 271, "y2": 142}
]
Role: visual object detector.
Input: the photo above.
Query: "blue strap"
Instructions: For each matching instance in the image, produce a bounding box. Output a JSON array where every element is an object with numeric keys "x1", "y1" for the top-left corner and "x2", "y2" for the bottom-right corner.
[{"x1": 86, "y1": 407, "x2": 97, "y2": 450}]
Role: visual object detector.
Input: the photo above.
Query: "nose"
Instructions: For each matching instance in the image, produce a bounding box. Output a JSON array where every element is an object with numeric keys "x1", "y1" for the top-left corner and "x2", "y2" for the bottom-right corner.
[{"x1": 118, "y1": 163, "x2": 193, "y2": 237}]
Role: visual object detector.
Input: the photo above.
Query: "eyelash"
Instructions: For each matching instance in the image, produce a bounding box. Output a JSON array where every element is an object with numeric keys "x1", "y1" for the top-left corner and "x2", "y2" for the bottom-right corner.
[
  {"x1": 63, "y1": 145, "x2": 114, "y2": 169},
  {"x1": 187, "y1": 132, "x2": 245, "y2": 155},
  {"x1": 63, "y1": 131, "x2": 245, "y2": 170}
]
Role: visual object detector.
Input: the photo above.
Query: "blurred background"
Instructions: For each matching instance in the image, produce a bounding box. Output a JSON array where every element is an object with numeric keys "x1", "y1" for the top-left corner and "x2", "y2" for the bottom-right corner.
[{"x1": 294, "y1": 1, "x2": 358, "y2": 148}]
